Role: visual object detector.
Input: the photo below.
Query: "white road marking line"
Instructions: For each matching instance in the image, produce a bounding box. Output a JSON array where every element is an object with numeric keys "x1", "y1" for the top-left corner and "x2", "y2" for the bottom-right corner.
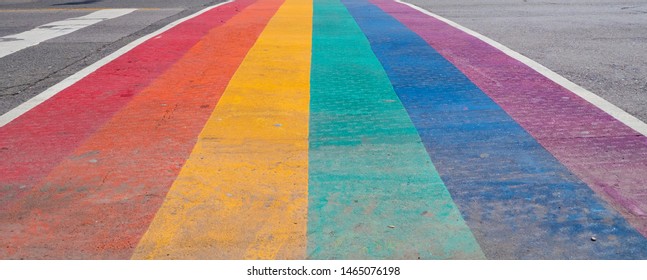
[
  {"x1": 398, "y1": 0, "x2": 647, "y2": 137},
  {"x1": 0, "y1": 9, "x2": 136, "y2": 59},
  {"x1": 0, "y1": 1, "x2": 234, "y2": 128}
]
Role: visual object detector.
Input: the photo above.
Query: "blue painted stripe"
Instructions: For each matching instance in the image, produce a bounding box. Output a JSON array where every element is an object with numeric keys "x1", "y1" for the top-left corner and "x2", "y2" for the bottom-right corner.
[{"x1": 343, "y1": 0, "x2": 647, "y2": 259}]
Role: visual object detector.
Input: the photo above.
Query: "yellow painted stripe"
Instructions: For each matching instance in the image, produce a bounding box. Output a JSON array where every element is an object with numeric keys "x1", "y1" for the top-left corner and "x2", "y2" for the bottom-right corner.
[{"x1": 131, "y1": 0, "x2": 312, "y2": 260}]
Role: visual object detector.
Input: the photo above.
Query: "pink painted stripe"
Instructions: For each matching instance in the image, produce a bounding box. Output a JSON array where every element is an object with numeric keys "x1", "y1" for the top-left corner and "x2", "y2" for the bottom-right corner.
[
  {"x1": 0, "y1": 0, "x2": 255, "y2": 211},
  {"x1": 371, "y1": 0, "x2": 647, "y2": 235}
]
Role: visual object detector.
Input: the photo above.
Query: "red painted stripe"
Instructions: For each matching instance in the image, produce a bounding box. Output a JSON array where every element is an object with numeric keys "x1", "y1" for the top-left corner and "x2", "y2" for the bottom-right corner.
[
  {"x1": 0, "y1": 0, "x2": 282, "y2": 259},
  {"x1": 0, "y1": 1, "x2": 255, "y2": 210}
]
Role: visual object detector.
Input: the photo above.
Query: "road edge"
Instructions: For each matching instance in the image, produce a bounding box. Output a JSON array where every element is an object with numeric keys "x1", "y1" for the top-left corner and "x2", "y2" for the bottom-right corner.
[
  {"x1": 0, "y1": 0, "x2": 235, "y2": 127},
  {"x1": 397, "y1": 0, "x2": 647, "y2": 137}
]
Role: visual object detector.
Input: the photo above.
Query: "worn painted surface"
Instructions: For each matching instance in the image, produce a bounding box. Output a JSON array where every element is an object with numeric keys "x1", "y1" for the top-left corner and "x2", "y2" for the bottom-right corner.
[
  {"x1": 132, "y1": 0, "x2": 310, "y2": 260},
  {"x1": 0, "y1": 0, "x2": 259, "y2": 223},
  {"x1": 307, "y1": 0, "x2": 483, "y2": 260},
  {"x1": 1, "y1": 0, "x2": 647, "y2": 259},
  {"x1": 371, "y1": 0, "x2": 647, "y2": 239},
  {"x1": 349, "y1": 0, "x2": 647, "y2": 259},
  {"x1": 0, "y1": 0, "x2": 278, "y2": 259}
]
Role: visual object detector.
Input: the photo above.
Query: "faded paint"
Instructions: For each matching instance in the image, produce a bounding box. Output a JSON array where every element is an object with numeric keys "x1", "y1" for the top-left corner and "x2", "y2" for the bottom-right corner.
[
  {"x1": 132, "y1": 0, "x2": 311, "y2": 259},
  {"x1": 307, "y1": 0, "x2": 484, "y2": 259},
  {"x1": 353, "y1": 0, "x2": 647, "y2": 259}
]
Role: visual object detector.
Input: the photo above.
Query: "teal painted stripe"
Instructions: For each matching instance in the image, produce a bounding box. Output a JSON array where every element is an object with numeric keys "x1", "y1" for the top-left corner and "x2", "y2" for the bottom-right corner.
[{"x1": 307, "y1": 0, "x2": 485, "y2": 259}]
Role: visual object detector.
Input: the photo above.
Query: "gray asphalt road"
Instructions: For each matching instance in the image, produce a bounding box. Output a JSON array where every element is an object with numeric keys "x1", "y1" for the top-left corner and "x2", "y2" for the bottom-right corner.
[
  {"x1": 0, "y1": 0, "x2": 225, "y2": 115},
  {"x1": 408, "y1": 0, "x2": 647, "y2": 123}
]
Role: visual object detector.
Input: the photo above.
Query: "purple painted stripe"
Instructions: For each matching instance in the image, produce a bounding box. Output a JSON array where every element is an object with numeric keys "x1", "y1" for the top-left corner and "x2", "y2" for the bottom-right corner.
[{"x1": 371, "y1": 0, "x2": 647, "y2": 235}]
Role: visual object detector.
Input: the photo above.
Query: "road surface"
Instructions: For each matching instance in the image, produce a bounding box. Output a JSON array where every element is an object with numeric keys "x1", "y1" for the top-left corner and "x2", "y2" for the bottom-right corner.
[{"x1": 1, "y1": 0, "x2": 647, "y2": 259}]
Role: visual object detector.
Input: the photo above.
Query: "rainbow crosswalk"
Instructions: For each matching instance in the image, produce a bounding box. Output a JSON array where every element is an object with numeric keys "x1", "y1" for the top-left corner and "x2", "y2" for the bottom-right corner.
[{"x1": 2, "y1": 0, "x2": 647, "y2": 259}]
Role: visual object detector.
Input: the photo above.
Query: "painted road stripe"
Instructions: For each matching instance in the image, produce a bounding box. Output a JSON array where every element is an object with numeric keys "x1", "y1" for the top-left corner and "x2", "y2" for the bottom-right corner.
[
  {"x1": 0, "y1": 0, "x2": 247, "y2": 212},
  {"x1": 396, "y1": 0, "x2": 647, "y2": 137},
  {"x1": 0, "y1": 0, "x2": 282, "y2": 260},
  {"x1": 0, "y1": 9, "x2": 135, "y2": 59},
  {"x1": 349, "y1": 0, "x2": 647, "y2": 259},
  {"x1": 132, "y1": 0, "x2": 310, "y2": 260},
  {"x1": 307, "y1": 0, "x2": 483, "y2": 259},
  {"x1": 0, "y1": 1, "x2": 234, "y2": 128},
  {"x1": 374, "y1": 0, "x2": 647, "y2": 237}
]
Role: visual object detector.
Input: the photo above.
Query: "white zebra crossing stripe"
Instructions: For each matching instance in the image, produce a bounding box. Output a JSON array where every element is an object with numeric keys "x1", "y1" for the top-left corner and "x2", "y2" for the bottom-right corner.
[{"x1": 0, "y1": 9, "x2": 136, "y2": 59}]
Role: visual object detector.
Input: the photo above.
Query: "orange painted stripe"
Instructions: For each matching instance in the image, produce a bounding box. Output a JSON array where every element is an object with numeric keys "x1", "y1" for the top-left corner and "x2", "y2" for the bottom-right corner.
[
  {"x1": 132, "y1": 0, "x2": 312, "y2": 260},
  {"x1": 1, "y1": 0, "x2": 284, "y2": 260}
]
